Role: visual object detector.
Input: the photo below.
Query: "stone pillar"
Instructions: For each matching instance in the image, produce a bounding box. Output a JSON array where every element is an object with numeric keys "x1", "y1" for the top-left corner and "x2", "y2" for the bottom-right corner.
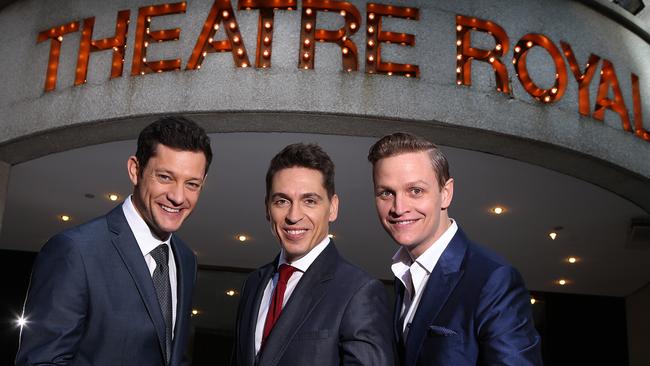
[
  {"x1": 627, "y1": 282, "x2": 650, "y2": 366},
  {"x1": 0, "y1": 160, "x2": 9, "y2": 235}
]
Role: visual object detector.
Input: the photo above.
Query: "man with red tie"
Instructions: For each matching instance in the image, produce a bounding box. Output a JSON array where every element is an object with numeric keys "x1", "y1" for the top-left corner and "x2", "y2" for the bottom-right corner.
[{"x1": 231, "y1": 143, "x2": 394, "y2": 366}]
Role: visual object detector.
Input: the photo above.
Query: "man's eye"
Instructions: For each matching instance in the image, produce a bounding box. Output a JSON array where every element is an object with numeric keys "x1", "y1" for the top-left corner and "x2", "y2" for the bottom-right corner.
[
  {"x1": 186, "y1": 182, "x2": 201, "y2": 190},
  {"x1": 274, "y1": 199, "x2": 289, "y2": 206},
  {"x1": 304, "y1": 199, "x2": 316, "y2": 205},
  {"x1": 410, "y1": 187, "x2": 423, "y2": 195},
  {"x1": 158, "y1": 174, "x2": 172, "y2": 181},
  {"x1": 377, "y1": 191, "x2": 392, "y2": 198}
]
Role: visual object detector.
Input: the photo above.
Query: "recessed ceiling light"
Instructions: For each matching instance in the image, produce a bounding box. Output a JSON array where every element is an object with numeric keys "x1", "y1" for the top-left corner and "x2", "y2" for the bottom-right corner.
[
  {"x1": 225, "y1": 289, "x2": 238, "y2": 296},
  {"x1": 191, "y1": 309, "x2": 199, "y2": 316},
  {"x1": 549, "y1": 232, "x2": 557, "y2": 240},
  {"x1": 60, "y1": 215, "x2": 71, "y2": 222},
  {"x1": 16, "y1": 315, "x2": 27, "y2": 328},
  {"x1": 328, "y1": 234, "x2": 335, "y2": 239},
  {"x1": 557, "y1": 279, "x2": 568, "y2": 286},
  {"x1": 567, "y1": 257, "x2": 577, "y2": 264},
  {"x1": 237, "y1": 234, "x2": 248, "y2": 242},
  {"x1": 108, "y1": 193, "x2": 120, "y2": 201},
  {"x1": 491, "y1": 206, "x2": 505, "y2": 215},
  {"x1": 530, "y1": 297, "x2": 536, "y2": 305}
]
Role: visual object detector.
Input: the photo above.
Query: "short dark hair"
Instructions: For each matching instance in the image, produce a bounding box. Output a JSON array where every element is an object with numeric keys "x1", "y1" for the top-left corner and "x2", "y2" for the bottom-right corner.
[
  {"x1": 135, "y1": 116, "x2": 212, "y2": 175},
  {"x1": 368, "y1": 132, "x2": 450, "y2": 189},
  {"x1": 265, "y1": 143, "x2": 336, "y2": 201}
]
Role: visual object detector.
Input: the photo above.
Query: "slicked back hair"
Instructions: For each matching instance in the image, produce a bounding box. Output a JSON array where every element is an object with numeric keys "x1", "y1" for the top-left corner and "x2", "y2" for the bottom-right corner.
[
  {"x1": 367, "y1": 132, "x2": 450, "y2": 190},
  {"x1": 135, "y1": 116, "x2": 212, "y2": 175},
  {"x1": 265, "y1": 143, "x2": 336, "y2": 201}
]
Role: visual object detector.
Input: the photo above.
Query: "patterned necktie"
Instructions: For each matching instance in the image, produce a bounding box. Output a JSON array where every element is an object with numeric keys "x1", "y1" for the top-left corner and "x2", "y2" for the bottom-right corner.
[
  {"x1": 151, "y1": 244, "x2": 172, "y2": 364},
  {"x1": 261, "y1": 264, "x2": 298, "y2": 347}
]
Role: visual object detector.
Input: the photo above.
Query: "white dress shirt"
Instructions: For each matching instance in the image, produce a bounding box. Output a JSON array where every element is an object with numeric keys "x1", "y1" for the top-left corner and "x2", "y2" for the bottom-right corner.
[
  {"x1": 122, "y1": 195, "x2": 178, "y2": 337},
  {"x1": 254, "y1": 236, "x2": 331, "y2": 355},
  {"x1": 391, "y1": 219, "x2": 458, "y2": 338}
]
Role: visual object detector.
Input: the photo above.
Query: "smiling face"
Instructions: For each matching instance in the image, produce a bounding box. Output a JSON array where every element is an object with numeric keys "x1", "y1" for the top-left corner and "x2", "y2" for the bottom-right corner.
[
  {"x1": 128, "y1": 143, "x2": 207, "y2": 241},
  {"x1": 267, "y1": 167, "x2": 339, "y2": 262},
  {"x1": 373, "y1": 151, "x2": 454, "y2": 258}
]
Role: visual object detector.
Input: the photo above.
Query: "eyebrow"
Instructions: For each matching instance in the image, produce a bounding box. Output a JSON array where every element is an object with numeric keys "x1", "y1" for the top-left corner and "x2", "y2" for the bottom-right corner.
[{"x1": 269, "y1": 192, "x2": 324, "y2": 200}]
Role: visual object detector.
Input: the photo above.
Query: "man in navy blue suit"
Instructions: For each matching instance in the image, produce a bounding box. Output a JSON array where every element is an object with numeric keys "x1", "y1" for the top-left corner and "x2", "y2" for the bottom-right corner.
[
  {"x1": 368, "y1": 132, "x2": 542, "y2": 366},
  {"x1": 16, "y1": 116, "x2": 212, "y2": 366},
  {"x1": 232, "y1": 143, "x2": 394, "y2": 366}
]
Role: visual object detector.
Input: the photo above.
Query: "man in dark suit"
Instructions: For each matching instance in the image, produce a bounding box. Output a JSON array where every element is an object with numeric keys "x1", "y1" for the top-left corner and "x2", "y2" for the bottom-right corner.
[
  {"x1": 368, "y1": 133, "x2": 542, "y2": 365},
  {"x1": 232, "y1": 143, "x2": 394, "y2": 366},
  {"x1": 15, "y1": 116, "x2": 212, "y2": 366}
]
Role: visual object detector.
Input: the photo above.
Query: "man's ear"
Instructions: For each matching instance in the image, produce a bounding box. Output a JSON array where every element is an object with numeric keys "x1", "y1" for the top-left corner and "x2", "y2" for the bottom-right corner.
[
  {"x1": 328, "y1": 194, "x2": 339, "y2": 222},
  {"x1": 127, "y1": 156, "x2": 140, "y2": 186},
  {"x1": 441, "y1": 178, "x2": 454, "y2": 210}
]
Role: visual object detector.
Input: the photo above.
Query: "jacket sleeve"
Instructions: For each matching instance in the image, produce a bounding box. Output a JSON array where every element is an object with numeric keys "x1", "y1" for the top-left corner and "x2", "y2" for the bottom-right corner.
[
  {"x1": 476, "y1": 265, "x2": 543, "y2": 365},
  {"x1": 15, "y1": 234, "x2": 89, "y2": 366},
  {"x1": 339, "y1": 279, "x2": 396, "y2": 366}
]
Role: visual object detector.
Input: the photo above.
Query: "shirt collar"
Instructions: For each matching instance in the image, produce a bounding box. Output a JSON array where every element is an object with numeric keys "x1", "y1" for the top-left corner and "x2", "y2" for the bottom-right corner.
[
  {"x1": 391, "y1": 219, "x2": 458, "y2": 277},
  {"x1": 278, "y1": 236, "x2": 331, "y2": 273},
  {"x1": 122, "y1": 195, "x2": 172, "y2": 257}
]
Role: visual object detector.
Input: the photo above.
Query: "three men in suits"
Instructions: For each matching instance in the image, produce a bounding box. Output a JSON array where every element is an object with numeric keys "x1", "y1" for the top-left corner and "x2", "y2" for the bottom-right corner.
[
  {"x1": 368, "y1": 132, "x2": 542, "y2": 365},
  {"x1": 232, "y1": 143, "x2": 394, "y2": 366},
  {"x1": 16, "y1": 116, "x2": 212, "y2": 366}
]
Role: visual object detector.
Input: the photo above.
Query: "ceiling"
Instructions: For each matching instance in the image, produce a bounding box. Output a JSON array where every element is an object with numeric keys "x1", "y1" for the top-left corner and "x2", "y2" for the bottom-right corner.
[{"x1": 1, "y1": 131, "x2": 649, "y2": 297}]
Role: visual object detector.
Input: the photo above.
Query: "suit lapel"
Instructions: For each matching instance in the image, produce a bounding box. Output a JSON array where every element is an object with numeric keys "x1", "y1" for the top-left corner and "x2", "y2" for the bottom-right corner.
[
  {"x1": 107, "y1": 206, "x2": 168, "y2": 362},
  {"x1": 257, "y1": 243, "x2": 338, "y2": 366},
  {"x1": 403, "y1": 230, "x2": 468, "y2": 366},
  {"x1": 240, "y1": 263, "x2": 274, "y2": 366},
  {"x1": 170, "y1": 237, "x2": 193, "y2": 361}
]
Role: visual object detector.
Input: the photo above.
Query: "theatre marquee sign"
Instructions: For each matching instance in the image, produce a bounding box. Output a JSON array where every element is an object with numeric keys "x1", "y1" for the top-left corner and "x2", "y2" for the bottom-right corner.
[{"x1": 35, "y1": 0, "x2": 648, "y2": 144}]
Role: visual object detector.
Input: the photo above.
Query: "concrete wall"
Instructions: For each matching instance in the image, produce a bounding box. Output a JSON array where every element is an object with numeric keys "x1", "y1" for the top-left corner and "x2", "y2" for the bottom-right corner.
[
  {"x1": 627, "y1": 282, "x2": 650, "y2": 366},
  {"x1": 0, "y1": 161, "x2": 9, "y2": 235}
]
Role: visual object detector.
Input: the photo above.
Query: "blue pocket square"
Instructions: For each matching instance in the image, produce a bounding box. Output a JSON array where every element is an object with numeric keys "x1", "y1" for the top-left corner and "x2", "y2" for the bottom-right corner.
[{"x1": 428, "y1": 325, "x2": 458, "y2": 337}]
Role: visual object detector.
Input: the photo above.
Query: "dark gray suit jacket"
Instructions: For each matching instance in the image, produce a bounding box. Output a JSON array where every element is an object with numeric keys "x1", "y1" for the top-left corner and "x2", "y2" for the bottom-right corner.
[
  {"x1": 16, "y1": 205, "x2": 197, "y2": 366},
  {"x1": 231, "y1": 242, "x2": 394, "y2": 366}
]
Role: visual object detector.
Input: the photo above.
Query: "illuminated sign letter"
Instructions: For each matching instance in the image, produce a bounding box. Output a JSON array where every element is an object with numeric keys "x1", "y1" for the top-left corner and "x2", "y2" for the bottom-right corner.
[
  {"x1": 238, "y1": 0, "x2": 297, "y2": 69},
  {"x1": 365, "y1": 3, "x2": 419, "y2": 77},
  {"x1": 131, "y1": 2, "x2": 186, "y2": 76},
  {"x1": 187, "y1": 0, "x2": 251, "y2": 70},
  {"x1": 512, "y1": 33, "x2": 567, "y2": 103},
  {"x1": 37, "y1": 21, "x2": 80, "y2": 92},
  {"x1": 75, "y1": 10, "x2": 130, "y2": 85},
  {"x1": 631, "y1": 73, "x2": 649, "y2": 141},
  {"x1": 299, "y1": 0, "x2": 361, "y2": 71},
  {"x1": 455, "y1": 15, "x2": 509, "y2": 94},
  {"x1": 593, "y1": 60, "x2": 631, "y2": 132},
  {"x1": 560, "y1": 41, "x2": 600, "y2": 116}
]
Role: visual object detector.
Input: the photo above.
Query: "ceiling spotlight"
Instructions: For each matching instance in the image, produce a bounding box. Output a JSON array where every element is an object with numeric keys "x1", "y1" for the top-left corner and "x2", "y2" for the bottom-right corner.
[
  {"x1": 191, "y1": 309, "x2": 199, "y2": 316},
  {"x1": 530, "y1": 297, "x2": 536, "y2": 305},
  {"x1": 16, "y1": 315, "x2": 27, "y2": 328},
  {"x1": 549, "y1": 232, "x2": 557, "y2": 240},
  {"x1": 237, "y1": 234, "x2": 248, "y2": 242},
  {"x1": 225, "y1": 289, "x2": 238, "y2": 296},
  {"x1": 491, "y1": 206, "x2": 504, "y2": 215},
  {"x1": 328, "y1": 234, "x2": 335, "y2": 239},
  {"x1": 108, "y1": 193, "x2": 119, "y2": 201},
  {"x1": 558, "y1": 279, "x2": 567, "y2": 286},
  {"x1": 60, "y1": 215, "x2": 71, "y2": 222},
  {"x1": 567, "y1": 257, "x2": 577, "y2": 264}
]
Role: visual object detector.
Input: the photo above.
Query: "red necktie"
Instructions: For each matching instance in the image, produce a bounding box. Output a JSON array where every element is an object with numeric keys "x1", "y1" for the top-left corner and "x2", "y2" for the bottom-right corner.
[{"x1": 261, "y1": 264, "x2": 298, "y2": 347}]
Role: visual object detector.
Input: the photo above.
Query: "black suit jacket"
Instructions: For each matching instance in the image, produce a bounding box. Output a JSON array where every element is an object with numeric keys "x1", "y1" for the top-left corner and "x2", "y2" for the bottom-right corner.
[
  {"x1": 232, "y1": 242, "x2": 394, "y2": 366},
  {"x1": 16, "y1": 205, "x2": 197, "y2": 366},
  {"x1": 394, "y1": 228, "x2": 542, "y2": 366}
]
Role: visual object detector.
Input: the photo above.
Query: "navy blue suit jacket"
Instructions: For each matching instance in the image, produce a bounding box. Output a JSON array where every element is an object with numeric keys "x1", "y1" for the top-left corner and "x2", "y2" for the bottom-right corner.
[
  {"x1": 231, "y1": 242, "x2": 394, "y2": 366},
  {"x1": 16, "y1": 205, "x2": 197, "y2": 366},
  {"x1": 395, "y1": 228, "x2": 542, "y2": 366}
]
